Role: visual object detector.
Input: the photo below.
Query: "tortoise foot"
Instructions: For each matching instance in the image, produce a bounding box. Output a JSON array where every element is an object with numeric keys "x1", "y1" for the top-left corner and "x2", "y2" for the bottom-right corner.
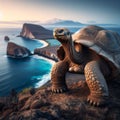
[
  {"x1": 52, "y1": 87, "x2": 68, "y2": 93},
  {"x1": 87, "y1": 94, "x2": 108, "y2": 106}
]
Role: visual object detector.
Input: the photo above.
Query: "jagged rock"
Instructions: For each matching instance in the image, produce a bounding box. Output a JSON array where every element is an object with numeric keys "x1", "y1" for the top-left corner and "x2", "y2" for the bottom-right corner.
[
  {"x1": 0, "y1": 76, "x2": 120, "y2": 119},
  {"x1": 4, "y1": 36, "x2": 10, "y2": 41},
  {"x1": 30, "y1": 99, "x2": 50, "y2": 109},
  {"x1": 18, "y1": 94, "x2": 30, "y2": 109},
  {"x1": 34, "y1": 46, "x2": 58, "y2": 62},
  {"x1": 29, "y1": 88, "x2": 36, "y2": 95},
  {"x1": 20, "y1": 23, "x2": 53, "y2": 39},
  {"x1": 7, "y1": 42, "x2": 31, "y2": 58}
]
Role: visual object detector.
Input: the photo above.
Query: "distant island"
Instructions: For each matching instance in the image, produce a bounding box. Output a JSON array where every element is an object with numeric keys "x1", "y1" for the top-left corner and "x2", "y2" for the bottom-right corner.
[
  {"x1": 20, "y1": 23, "x2": 53, "y2": 39},
  {"x1": 45, "y1": 19, "x2": 83, "y2": 26}
]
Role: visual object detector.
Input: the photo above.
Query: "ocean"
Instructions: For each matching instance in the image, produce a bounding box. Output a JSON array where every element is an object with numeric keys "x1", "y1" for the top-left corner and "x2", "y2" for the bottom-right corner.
[
  {"x1": 0, "y1": 28, "x2": 53, "y2": 96},
  {"x1": 0, "y1": 25, "x2": 120, "y2": 96}
]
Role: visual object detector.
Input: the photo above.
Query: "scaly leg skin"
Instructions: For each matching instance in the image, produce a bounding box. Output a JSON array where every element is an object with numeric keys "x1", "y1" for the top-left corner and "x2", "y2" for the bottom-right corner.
[
  {"x1": 51, "y1": 60, "x2": 69, "y2": 93},
  {"x1": 84, "y1": 61, "x2": 109, "y2": 106}
]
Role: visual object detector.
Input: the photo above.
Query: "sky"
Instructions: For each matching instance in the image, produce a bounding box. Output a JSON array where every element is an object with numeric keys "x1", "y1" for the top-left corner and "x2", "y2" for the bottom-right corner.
[{"x1": 0, "y1": 0, "x2": 120, "y2": 27}]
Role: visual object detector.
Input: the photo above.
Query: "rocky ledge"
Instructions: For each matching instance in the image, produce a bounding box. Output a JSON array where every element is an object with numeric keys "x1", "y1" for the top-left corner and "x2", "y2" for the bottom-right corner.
[
  {"x1": 34, "y1": 46, "x2": 58, "y2": 62},
  {"x1": 20, "y1": 23, "x2": 53, "y2": 39},
  {"x1": 7, "y1": 42, "x2": 31, "y2": 58},
  {"x1": 0, "y1": 75, "x2": 120, "y2": 120}
]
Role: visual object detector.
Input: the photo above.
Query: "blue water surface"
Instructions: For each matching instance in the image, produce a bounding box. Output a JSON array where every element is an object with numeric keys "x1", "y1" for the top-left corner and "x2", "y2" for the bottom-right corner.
[{"x1": 0, "y1": 28, "x2": 53, "y2": 96}]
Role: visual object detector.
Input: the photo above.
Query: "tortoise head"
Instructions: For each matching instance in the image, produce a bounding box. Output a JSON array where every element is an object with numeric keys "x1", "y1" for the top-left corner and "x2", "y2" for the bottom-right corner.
[{"x1": 53, "y1": 28, "x2": 71, "y2": 43}]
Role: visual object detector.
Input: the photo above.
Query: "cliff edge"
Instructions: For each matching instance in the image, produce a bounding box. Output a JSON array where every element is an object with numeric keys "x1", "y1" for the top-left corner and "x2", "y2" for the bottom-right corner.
[
  {"x1": 0, "y1": 76, "x2": 120, "y2": 120},
  {"x1": 20, "y1": 23, "x2": 53, "y2": 39}
]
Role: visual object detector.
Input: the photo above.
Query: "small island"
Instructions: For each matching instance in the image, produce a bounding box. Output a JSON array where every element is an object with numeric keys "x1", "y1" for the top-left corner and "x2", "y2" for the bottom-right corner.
[
  {"x1": 4, "y1": 36, "x2": 10, "y2": 41},
  {"x1": 7, "y1": 42, "x2": 31, "y2": 58}
]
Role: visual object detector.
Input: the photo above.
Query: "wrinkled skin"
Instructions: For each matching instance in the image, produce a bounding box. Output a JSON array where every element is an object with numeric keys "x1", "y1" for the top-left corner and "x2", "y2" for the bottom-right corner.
[{"x1": 51, "y1": 28, "x2": 114, "y2": 106}]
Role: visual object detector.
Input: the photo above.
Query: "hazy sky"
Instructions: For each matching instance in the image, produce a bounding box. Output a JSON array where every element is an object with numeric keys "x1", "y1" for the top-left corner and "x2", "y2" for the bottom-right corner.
[{"x1": 0, "y1": 0, "x2": 120, "y2": 24}]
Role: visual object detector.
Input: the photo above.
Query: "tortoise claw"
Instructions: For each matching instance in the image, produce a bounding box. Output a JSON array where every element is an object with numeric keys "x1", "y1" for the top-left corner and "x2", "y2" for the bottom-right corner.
[
  {"x1": 52, "y1": 87, "x2": 68, "y2": 93},
  {"x1": 87, "y1": 98, "x2": 90, "y2": 102},
  {"x1": 97, "y1": 102, "x2": 100, "y2": 106},
  {"x1": 87, "y1": 94, "x2": 108, "y2": 106},
  {"x1": 60, "y1": 89, "x2": 63, "y2": 93},
  {"x1": 87, "y1": 99, "x2": 99, "y2": 106}
]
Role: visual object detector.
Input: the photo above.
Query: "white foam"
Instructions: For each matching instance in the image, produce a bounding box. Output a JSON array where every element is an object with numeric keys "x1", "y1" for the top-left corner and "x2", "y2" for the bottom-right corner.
[
  {"x1": 30, "y1": 39, "x2": 55, "y2": 88},
  {"x1": 32, "y1": 55, "x2": 55, "y2": 88},
  {"x1": 34, "y1": 72, "x2": 51, "y2": 88},
  {"x1": 32, "y1": 55, "x2": 55, "y2": 65},
  {"x1": 34, "y1": 39, "x2": 49, "y2": 48},
  {"x1": 3, "y1": 55, "x2": 7, "y2": 57}
]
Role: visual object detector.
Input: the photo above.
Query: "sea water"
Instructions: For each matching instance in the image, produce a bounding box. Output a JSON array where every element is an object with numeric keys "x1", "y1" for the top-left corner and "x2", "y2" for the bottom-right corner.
[
  {"x1": 0, "y1": 25, "x2": 120, "y2": 96},
  {"x1": 0, "y1": 28, "x2": 53, "y2": 96}
]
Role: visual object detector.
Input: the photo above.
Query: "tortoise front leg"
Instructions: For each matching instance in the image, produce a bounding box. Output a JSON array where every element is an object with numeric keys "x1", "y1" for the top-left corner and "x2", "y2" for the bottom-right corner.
[
  {"x1": 51, "y1": 61, "x2": 69, "y2": 93},
  {"x1": 84, "y1": 61, "x2": 109, "y2": 106}
]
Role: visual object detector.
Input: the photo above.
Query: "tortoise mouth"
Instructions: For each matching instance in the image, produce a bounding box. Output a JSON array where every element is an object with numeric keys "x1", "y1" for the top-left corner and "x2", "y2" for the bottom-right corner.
[{"x1": 53, "y1": 33, "x2": 68, "y2": 42}]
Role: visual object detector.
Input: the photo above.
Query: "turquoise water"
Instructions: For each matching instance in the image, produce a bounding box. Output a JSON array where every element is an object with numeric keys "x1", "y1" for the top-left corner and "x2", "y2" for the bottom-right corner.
[
  {"x1": 46, "y1": 39, "x2": 61, "y2": 46},
  {"x1": 0, "y1": 28, "x2": 53, "y2": 96}
]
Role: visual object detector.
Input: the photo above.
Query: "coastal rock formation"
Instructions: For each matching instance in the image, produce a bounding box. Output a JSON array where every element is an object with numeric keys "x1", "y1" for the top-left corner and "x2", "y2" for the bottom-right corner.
[
  {"x1": 7, "y1": 42, "x2": 31, "y2": 58},
  {"x1": 34, "y1": 46, "x2": 58, "y2": 62},
  {"x1": 0, "y1": 76, "x2": 120, "y2": 119},
  {"x1": 20, "y1": 23, "x2": 53, "y2": 39},
  {"x1": 4, "y1": 36, "x2": 10, "y2": 41}
]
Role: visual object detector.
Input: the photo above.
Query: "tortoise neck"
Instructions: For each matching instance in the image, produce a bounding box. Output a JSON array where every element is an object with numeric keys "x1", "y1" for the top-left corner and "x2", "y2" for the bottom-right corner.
[{"x1": 62, "y1": 36, "x2": 83, "y2": 64}]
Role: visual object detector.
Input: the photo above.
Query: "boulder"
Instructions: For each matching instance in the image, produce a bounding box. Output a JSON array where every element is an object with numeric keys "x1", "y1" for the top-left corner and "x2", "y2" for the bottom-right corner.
[
  {"x1": 20, "y1": 23, "x2": 53, "y2": 39},
  {"x1": 4, "y1": 36, "x2": 10, "y2": 41},
  {"x1": 7, "y1": 42, "x2": 31, "y2": 58}
]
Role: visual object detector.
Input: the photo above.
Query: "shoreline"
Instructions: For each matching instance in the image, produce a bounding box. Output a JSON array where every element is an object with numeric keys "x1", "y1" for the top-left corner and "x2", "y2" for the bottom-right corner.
[
  {"x1": 34, "y1": 39, "x2": 49, "y2": 48},
  {"x1": 33, "y1": 38, "x2": 58, "y2": 64},
  {"x1": 34, "y1": 37, "x2": 59, "y2": 62},
  {"x1": 0, "y1": 37, "x2": 56, "y2": 97},
  {"x1": 32, "y1": 38, "x2": 57, "y2": 89}
]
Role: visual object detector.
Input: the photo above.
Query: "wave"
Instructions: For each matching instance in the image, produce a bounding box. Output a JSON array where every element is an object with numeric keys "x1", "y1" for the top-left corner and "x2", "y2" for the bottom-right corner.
[
  {"x1": 34, "y1": 39, "x2": 49, "y2": 48},
  {"x1": 32, "y1": 55, "x2": 55, "y2": 88},
  {"x1": 33, "y1": 72, "x2": 51, "y2": 88},
  {"x1": 32, "y1": 55, "x2": 55, "y2": 65}
]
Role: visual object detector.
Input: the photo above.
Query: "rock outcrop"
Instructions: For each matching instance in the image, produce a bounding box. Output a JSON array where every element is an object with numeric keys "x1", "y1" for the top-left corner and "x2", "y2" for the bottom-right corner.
[
  {"x1": 20, "y1": 23, "x2": 53, "y2": 39},
  {"x1": 34, "y1": 46, "x2": 58, "y2": 62},
  {"x1": 7, "y1": 42, "x2": 31, "y2": 58},
  {"x1": 4, "y1": 36, "x2": 10, "y2": 41},
  {"x1": 0, "y1": 76, "x2": 120, "y2": 120}
]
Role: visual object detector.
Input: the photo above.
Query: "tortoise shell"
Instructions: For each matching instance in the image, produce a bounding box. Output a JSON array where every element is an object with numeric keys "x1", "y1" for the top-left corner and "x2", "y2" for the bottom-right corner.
[{"x1": 72, "y1": 25, "x2": 120, "y2": 68}]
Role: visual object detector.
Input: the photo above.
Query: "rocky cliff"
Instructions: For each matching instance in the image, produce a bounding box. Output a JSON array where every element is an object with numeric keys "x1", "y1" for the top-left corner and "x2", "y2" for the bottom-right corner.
[
  {"x1": 20, "y1": 23, "x2": 53, "y2": 39},
  {"x1": 0, "y1": 77, "x2": 120, "y2": 120},
  {"x1": 34, "y1": 46, "x2": 58, "y2": 62},
  {"x1": 7, "y1": 42, "x2": 31, "y2": 58}
]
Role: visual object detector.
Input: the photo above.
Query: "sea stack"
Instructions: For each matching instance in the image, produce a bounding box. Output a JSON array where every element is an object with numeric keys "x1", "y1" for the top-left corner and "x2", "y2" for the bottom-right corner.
[
  {"x1": 7, "y1": 42, "x2": 31, "y2": 58},
  {"x1": 20, "y1": 23, "x2": 53, "y2": 39},
  {"x1": 4, "y1": 36, "x2": 10, "y2": 41}
]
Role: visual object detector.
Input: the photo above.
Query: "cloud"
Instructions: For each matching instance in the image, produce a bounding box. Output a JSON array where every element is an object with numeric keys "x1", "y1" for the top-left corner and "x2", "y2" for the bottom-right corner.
[
  {"x1": 0, "y1": 20, "x2": 41, "y2": 25},
  {"x1": 87, "y1": 21, "x2": 97, "y2": 24}
]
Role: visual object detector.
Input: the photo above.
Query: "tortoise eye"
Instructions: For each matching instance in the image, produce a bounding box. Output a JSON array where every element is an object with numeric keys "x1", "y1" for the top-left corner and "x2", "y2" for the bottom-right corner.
[{"x1": 58, "y1": 29, "x2": 64, "y2": 34}]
